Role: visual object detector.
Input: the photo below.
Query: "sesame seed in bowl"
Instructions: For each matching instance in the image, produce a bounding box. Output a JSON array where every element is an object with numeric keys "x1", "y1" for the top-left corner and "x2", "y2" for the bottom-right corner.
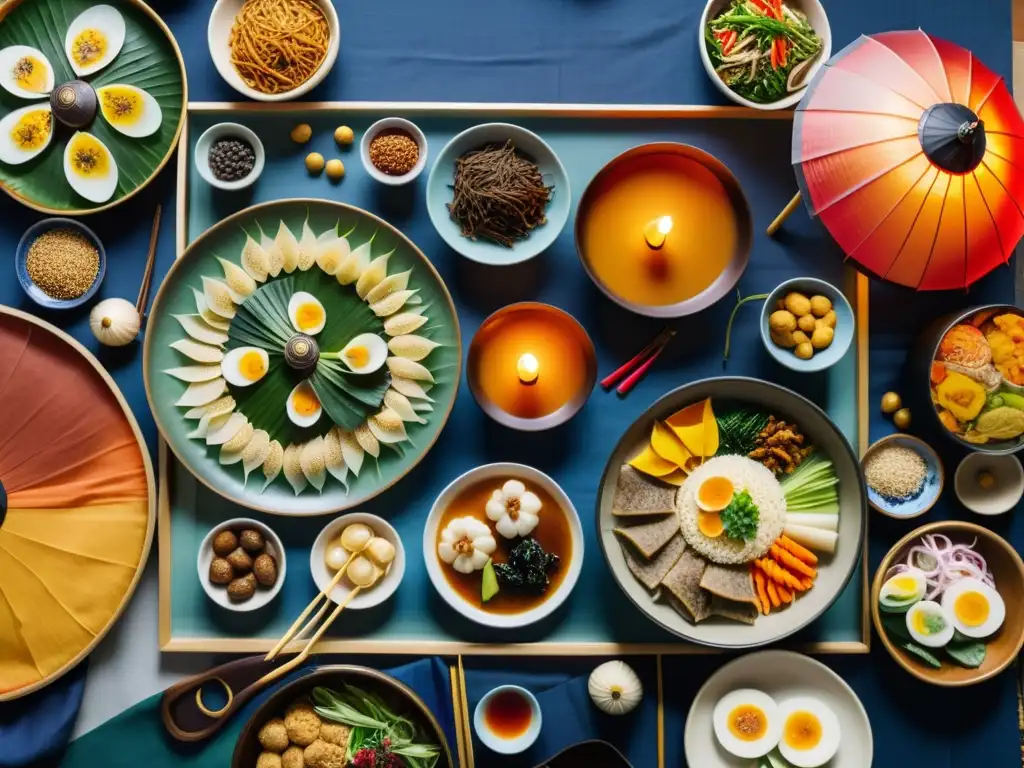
[{"x1": 862, "y1": 434, "x2": 944, "y2": 519}]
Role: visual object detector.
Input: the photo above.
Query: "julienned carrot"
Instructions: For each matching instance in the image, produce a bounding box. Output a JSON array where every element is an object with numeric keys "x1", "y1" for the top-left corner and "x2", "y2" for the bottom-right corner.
[
  {"x1": 801, "y1": 576, "x2": 814, "y2": 591},
  {"x1": 778, "y1": 37, "x2": 787, "y2": 66},
  {"x1": 778, "y1": 535, "x2": 817, "y2": 566},
  {"x1": 777, "y1": 584, "x2": 794, "y2": 603},
  {"x1": 753, "y1": 567, "x2": 770, "y2": 614},
  {"x1": 770, "y1": 544, "x2": 816, "y2": 579},
  {"x1": 766, "y1": 581, "x2": 781, "y2": 608},
  {"x1": 757, "y1": 558, "x2": 806, "y2": 592},
  {"x1": 770, "y1": 39, "x2": 778, "y2": 69}
]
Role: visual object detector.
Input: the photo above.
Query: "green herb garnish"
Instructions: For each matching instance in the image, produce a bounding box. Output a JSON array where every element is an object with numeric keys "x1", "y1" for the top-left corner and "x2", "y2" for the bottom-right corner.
[
  {"x1": 945, "y1": 639, "x2": 987, "y2": 668},
  {"x1": 721, "y1": 489, "x2": 760, "y2": 541},
  {"x1": 900, "y1": 641, "x2": 942, "y2": 669},
  {"x1": 716, "y1": 408, "x2": 771, "y2": 456}
]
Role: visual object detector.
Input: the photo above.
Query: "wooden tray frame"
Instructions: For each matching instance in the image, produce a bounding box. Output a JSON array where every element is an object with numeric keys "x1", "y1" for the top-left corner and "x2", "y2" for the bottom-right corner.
[{"x1": 160, "y1": 101, "x2": 871, "y2": 657}]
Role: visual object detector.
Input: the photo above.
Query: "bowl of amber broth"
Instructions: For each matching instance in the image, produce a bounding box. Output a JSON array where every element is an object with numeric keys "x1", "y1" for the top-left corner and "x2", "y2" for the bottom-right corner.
[
  {"x1": 473, "y1": 685, "x2": 542, "y2": 755},
  {"x1": 423, "y1": 463, "x2": 584, "y2": 629}
]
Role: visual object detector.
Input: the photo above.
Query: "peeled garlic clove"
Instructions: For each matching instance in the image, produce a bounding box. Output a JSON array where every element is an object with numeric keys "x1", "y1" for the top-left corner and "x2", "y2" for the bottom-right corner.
[
  {"x1": 325, "y1": 544, "x2": 348, "y2": 571},
  {"x1": 588, "y1": 660, "x2": 643, "y2": 716},
  {"x1": 89, "y1": 297, "x2": 140, "y2": 347}
]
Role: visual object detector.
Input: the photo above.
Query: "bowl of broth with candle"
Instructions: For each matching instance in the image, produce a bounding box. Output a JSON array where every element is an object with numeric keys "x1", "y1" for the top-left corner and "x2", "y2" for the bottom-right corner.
[
  {"x1": 575, "y1": 143, "x2": 752, "y2": 318},
  {"x1": 424, "y1": 463, "x2": 584, "y2": 629}
]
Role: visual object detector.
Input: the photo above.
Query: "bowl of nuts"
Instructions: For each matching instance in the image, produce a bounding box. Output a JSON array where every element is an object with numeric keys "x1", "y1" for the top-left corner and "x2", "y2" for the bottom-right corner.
[
  {"x1": 198, "y1": 517, "x2": 286, "y2": 612},
  {"x1": 360, "y1": 117, "x2": 428, "y2": 187},
  {"x1": 759, "y1": 276, "x2": 854, "y2": 373},
  {"x1": 194, "y1": 122, "x2": 265, "y2": 192}
]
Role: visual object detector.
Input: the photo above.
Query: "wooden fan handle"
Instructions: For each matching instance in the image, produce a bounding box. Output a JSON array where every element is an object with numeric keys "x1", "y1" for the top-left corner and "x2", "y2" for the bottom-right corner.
[{"x1": 161, "y1": 655, "x2": 291, "y2": 742}]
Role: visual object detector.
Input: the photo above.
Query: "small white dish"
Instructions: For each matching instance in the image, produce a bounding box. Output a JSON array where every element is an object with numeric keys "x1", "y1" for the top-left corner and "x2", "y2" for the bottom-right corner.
[
  {"x1": 194, "y1": 123, "x2": 265, "y2": 191},
  {"x1": 360, "y1": 117, "x2": 429, "y2": 186},
  {"x1": 955, "y1": 453, "x2": 1024, "y2": 516},
  {"x1": 698, "y1": 0, "x2": 831, "y2": 110},
  {"x1": 310, "y1": 512, "x2": 406, "y2": 610},
  {"x1": 473, "y1": 685, "x2": 542, "y2": 755},
  {"x1": 207, "y1": 0, "x2": 339, "y2": 102},
  {"x1": 197, "y1": 517, "x2": 286, "y2": 612},
  {"x1": 423, "y1": 462, "x2": 584, "y2": 629}
]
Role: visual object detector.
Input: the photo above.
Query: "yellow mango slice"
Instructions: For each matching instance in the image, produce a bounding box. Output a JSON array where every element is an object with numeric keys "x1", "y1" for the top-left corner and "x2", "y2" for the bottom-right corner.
[
  {"x1": 651, "y1": 422, "x2": 693, "y2": 468},
  {"x1": 660, "y1": 468, "x2": 689, "y2": 486},
  {"x1": 701, "y1": 398, "x2": 719, "y2": 457},
  {"x1": 665, "y1": 398, "x2": 719, "y2": 458},
  {"x1": 628, "y1": 444, "x2": 678, "y2": 477}
]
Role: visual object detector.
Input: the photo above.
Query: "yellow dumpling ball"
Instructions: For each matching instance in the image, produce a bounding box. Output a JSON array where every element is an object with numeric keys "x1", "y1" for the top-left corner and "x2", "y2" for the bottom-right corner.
[
  {"x1": 334, "y1": 125, "x2": 354, "y2": 146},
  {"x1": 290, "y1": 123, "x2": 312, "y2": 144},
  {"x1": 305, "y1": 152, "x2": 325, "y2": 175},
  {"x1": 326, "y1": 159, "x2": 345, "y2": 181}
]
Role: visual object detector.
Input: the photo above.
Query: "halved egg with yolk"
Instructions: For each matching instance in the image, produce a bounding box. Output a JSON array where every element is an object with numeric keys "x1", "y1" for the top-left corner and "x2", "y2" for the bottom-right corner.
[
  {"x1": 697, "y1": 510, "x2": 724, "y2": 538},
  {"x1": 696, "y1": 475, "x2": 734, "y2": 512}
]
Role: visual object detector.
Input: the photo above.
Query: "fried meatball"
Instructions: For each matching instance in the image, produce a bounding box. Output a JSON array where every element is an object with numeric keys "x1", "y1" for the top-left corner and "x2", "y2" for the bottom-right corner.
[
  {"x1": 784, "y1": 292, "x2": 812, "y2": 317},
  {"x1": 769, "y1": 310, "x2": 796, "y2": 334},
  {"x1": 228, "y1": 572, "x2": 257, "y2": 602},
  {"x1": 810, "y1": 325, "x2": 834, "y2": 350},
  {"x1": 318, "y1": 722, "x2": 351, "y2": 747},
  {"x1": 303, "y1": 739, "x2": 346, "y2": 768},
  {"x1": 253, "y1": 553, "x2": 278, "y2": 587},
  {"x1": 797, "y1": 314, "x2": 817, "y2": 333},
  {"x1": 240, "y1": 529, "x2": 266, "y2": 553},
  {"x1": 809, "y1": 295, "x2": 832, "y2": 317},
  {"x1": 257, "y1": 718, "x2": 289, "y2": 753},
  {"x1": 791, "y1": 330, "x2": 809, "y2": 345},
  {"x1": 284, "y1": 702, "x2": 321, "y2": 746},
  {"x1": 227, "y1": 547, "x2": 253, "y2": 574},
  {"x1": 795, "y1": 341, "x2": 814, "y2": 360},
  {"x1": 281, "y1": 745, "x2": 304, "y2": 768},
  {"x1": 256, "y1": 752, "x2": 282, "y2": 768},
  {"x1": 209, "y1": 557, "x2": 233, "y2": 585},
  {"x1": 213, "y1": 529, "x2": 238, "y2": 557}
]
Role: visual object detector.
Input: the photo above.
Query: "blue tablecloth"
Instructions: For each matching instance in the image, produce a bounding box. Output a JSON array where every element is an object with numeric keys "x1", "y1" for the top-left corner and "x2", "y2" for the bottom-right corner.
[{"x1": 0, "y1": 0, "x2": 1020, "y2": 765}]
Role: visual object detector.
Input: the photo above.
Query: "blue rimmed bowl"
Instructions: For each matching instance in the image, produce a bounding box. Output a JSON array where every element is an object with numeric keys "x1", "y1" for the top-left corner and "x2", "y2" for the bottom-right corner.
[
  {"x1": 862, "y1": 434, "x2": 944, "y2": 519},
  {"x1": 760, "y1": 276, "x2": 854, "y2": 373},
  {"x1": 15, "y1": 218, "x2": 106, "y2": 309}
]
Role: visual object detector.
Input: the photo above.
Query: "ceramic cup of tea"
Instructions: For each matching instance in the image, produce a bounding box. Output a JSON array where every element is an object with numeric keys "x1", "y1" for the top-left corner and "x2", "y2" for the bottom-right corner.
[{"x1": 473, "y1": 684, "x2": 542, "y2": 754}]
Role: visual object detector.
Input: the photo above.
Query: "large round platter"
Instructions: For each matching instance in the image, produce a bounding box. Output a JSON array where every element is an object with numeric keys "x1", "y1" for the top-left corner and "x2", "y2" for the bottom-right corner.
[
  {"x1": 597, "y1": 377, "x2": 865, "y2": 649},
  {"x1": 0, "y1": 0, "x2": 187, "y2": 215},
  {"x1": 684, "y1": 650, "x2": 872, "y2": 767},
  {"x1": 144, "y1": 199, "x2": 461, "y2": 516},
  {"x1": 0, "y1": 306, "x2": 156, "y2": 701}
]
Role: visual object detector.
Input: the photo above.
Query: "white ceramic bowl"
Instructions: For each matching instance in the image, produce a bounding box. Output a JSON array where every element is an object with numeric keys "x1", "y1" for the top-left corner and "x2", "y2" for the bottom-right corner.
[
  {"x1": 423, "y1": 463, "x2": 584, "y2": 629},
  {"x1": 955, "y1": 453, "x2": 1024, "y2": 516},
  {"x1": 698, "y1": 0, "x2": 831, "y2": 110},
  {"x1": 473, "y1": 685, "x2": 542, "y2": 755},
  {"x1": 197, "y1": 517, "x2": 286, "y2": 612},
  {"x1": 207, "y1": 0, "x2": 339, "y2": 102},
  {"x1": 360, "y1": 117, "x2": 429, "y2": 186},
  {"x1": 310, "y1": 512, "x2": 406, "y2": 610},
  {"x1": 194, "y1": 123, "x2": 265, "y2": 191}
]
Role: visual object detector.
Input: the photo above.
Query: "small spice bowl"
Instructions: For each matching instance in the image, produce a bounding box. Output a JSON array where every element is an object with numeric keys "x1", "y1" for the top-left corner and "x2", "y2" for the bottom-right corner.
[
  {"x1": 309, "y1": 512, "x2": 406, "y2": 610},
  {"x1": 360, "y1": 117, "x2": 428, "y2": 186},
  {"x1": 955, "y1": 453, "x2": 1024, "y2": 516},
  {"x1": 197, "y1": 517, "x2": 286, "y2": 613},
  {"x1": 194, "y1": 122, "x2": 265, "y2": 191},
  {"x1": 473, "y1": 685, "x2": 542, "y2": 755},
  {"x1": 861, "y1": 434, "x2": 944, "y2": 519},
  {"x1": 15, "y1": 218, "x2": 106, "y2": 310},
  {"x1": 760, "y1": 276, "x2": 854, "y2": 373}
]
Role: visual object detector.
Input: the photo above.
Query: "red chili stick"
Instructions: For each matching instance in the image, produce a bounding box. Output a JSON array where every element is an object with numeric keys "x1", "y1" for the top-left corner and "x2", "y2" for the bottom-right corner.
[{"x1": 600, "y1": 328, "x2": 673, "y2": 389}]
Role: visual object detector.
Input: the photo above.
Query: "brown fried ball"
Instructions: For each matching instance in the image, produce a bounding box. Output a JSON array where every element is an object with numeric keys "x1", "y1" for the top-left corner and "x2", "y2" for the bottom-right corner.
[
  {"x1": 794, "y1": 341, "x2": 814, "y2": 360},
  {"x1": 810, "y1": 325, "x2": 834, "y2": 350},
  {"x1": 797, "y1": 314, "x2": 817, "y2": 333},
  {"x1": 213, "y1": 529, "x2": 238, "y2": 557},
  {"x1": 227, "y1": 547, "x2": 253, "y2": 574},
  {"x1": 208, "y1": 557, "x2": 233, "y2": 585},
  {"x1": 228, "y1": 572, "x2": 257, "y2": 602},
  {"x1": 256, "y1": 752, "x2": 282, "y2": 768},
  {"x1": 303, "y1": 739, "x2": 346, "y2": 768},
  {"x1": 784, "y1": 292, "x2": 812, "y2": 317},
  {"x1": 791, "y1": 330, "x2": 809, "y2": 345},
  {"x1": 281, "y1": 745, "x2": 304, "y2": 768},
  {"x1": 284, "y1": 702, "x2": 321, "y2": 746},
  {"x1": 257, "y1": 718, "x2": 289, "y2": 753},
  {"x1": 809, "y1": 295, "x2": 832, "y2": 317},
  {"x1": 318, "y1": 722, "x2": 351, "y2": 747},
  {"x1": 769, "y1": 310, "x2": 797, "y2": 334},
  {"x1": 240, "y1": 529, "x2": 266, "y2": 553},
  {"x1": 253, "y1": 553, "x2": 278, "y2": 587}
]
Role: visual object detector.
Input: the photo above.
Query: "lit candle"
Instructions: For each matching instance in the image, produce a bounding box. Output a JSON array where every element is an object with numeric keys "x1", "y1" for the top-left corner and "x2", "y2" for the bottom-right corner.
[
  {"x1": 517, "y1": 353, "x2": 540, "y2": 384},
  {"x1": 643, "y1": 215, "x2": 673, "y2": 250}
]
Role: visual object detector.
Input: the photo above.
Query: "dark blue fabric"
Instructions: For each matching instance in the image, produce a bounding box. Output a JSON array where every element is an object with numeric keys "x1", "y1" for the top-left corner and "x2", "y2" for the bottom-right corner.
[{"x1": 0, "y1": 662, "x2": 85, "y2": 768}]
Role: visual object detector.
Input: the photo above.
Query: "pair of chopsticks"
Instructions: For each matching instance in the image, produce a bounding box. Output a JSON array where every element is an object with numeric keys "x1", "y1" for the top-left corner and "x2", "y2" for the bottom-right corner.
[
  {"x1": 136, "y1": 205, "x2": 162, "y2": 317},
  {"x1": 601, "y1": 327, "x2": 675, "y2": 396}
]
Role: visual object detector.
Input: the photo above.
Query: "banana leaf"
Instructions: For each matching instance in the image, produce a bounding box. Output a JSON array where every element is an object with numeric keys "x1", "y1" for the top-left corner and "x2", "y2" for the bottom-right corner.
[
  {"x1": 228, "y1": 276, "x2": 300, "y2": 351},
  {"x1": 0, "y1": 0, "x2": 185, "y2": 213}
]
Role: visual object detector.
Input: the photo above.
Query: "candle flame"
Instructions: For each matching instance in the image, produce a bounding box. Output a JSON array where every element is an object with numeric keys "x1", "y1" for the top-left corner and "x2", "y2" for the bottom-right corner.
[
  {"x1": 517, "y1": 353, "x2": 540, "y2": 384},
  {"x1": 644, "y1": 216, "x2": 673, "y2": 249}
]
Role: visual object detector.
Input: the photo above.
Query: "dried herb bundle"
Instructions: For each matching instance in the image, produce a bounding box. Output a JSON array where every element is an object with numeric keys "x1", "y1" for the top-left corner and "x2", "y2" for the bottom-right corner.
[{"x1": 447, "y1": 140, "x2": 553, "y2": 248}]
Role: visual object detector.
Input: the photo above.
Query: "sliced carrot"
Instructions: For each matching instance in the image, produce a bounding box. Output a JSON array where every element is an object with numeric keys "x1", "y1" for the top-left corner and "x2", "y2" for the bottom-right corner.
[
  {"x1": 778, "y1": 536, "x2": 817, "y2": 566},
  {"x1": 777, "y1": 585, "x2": 794, "y2": 603},
  {"x1": 778, "y1": 38, "x2": 787, "y2": 67},
  {"x1": 801, "y1": 576, "x2": 815, "y2": 591},
  {"x1": 771, "y1": 544, "x2": 817, "y2": 579},
  {"x1": 756, "y1": 558, "x2": 806, "y2": 592},
  {"x1": 770, "y1": 39, "x2": 778, "y2": 69},
  {"x1": 774, "y1": 0, "x2": 784, "y2": 20},
  {"x1": 753, "y1": 566, "x2": 771, "y2": 614},
  {"x1": 766, "y1": 581, "x2": 781, "y2": 608}
]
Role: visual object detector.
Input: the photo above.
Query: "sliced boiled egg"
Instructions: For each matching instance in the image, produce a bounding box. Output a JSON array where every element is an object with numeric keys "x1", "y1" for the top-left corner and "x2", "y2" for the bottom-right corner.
[
  {"x1": 696, "y1": 475, "x2": 734, "y2": 512},
  {"x1": 96, "y1": 84, "x2": 162, "y2": 138},
  {"x1": 0, "y1": 46, "x2": 54, "y2": 98},
  {"x1": 340, "y1": 333, "x2": 388, "y2": 374},
  {"x1": 905, "y1": 600, "x2": 955, "y2": 648},
  {"x1": 776, "y1": 697, "x2": 841, "y2": 768},
  {"x1": 221, "y1": 346, "x2": 269, "y2": 387},
  {"x1": 0, "y1": 103, "x2": 52, "y2": 165},
  {"x1": 697, "y1": 511, "x2": 724, "y2": 538},
  {"x1": 287, "y1": 380, "x2": 322, "y2": 428},
  {"x1": 64, "y1": 131, "x2": 118, "y2": 203},
  {"x1": 878, "y1": 568, "x2": 926, "y2": 613},
  {"x1": 712, "y1": 689, "x2": 781, "y2": 759},
  {"x1": 941, "y1": 577, "x2": 1005, "y2": 639},
  {"x1": 287, "y1": 291, "x2": 325, "y2": 335},
  {"x1": 65, "y1": 4, "x2": 125, "y2": 77}
]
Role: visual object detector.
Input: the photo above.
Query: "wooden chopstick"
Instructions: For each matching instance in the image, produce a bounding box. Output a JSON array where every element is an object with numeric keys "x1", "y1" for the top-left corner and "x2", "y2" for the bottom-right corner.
[
  {"x1": 600, "y1": 327, "x2": 674, "y2": 389},
  {"x1": 136, "y1": 205, "x2": 162, "y2": 316},
  {"x1": 265, "y1": 559, "x2": 353, "y2": 661}
]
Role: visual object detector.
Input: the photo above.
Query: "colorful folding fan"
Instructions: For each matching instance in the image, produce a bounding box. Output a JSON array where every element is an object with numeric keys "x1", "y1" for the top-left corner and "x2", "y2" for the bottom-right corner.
[
  {"x1": 770, "y1": 30, "x2": 1024, "y2": 291},
  {"x1": 0, "y1": 307, "x2": 154, "y2": 700}
]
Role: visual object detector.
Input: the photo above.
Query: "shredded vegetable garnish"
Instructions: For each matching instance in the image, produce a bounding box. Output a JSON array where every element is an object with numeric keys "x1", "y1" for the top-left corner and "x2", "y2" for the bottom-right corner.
[{"x1": 885, "y1": 534, "x2": 994, "y2": 601}]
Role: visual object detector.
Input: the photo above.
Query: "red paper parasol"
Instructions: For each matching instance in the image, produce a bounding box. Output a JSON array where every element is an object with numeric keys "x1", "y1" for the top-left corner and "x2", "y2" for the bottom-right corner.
[{"x1": 784, "y1": 30, "x2": 1024, "y2": 290}]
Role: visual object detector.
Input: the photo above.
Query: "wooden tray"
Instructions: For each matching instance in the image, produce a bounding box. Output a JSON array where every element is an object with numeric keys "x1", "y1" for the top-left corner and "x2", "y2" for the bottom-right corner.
[{"x1": 160, "y1": 101, "x2": 870, "y2": 655}]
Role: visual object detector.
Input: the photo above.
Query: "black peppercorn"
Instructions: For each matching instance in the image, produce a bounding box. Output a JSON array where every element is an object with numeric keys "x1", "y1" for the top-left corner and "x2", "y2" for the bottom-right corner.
[{"x1": 208, "y1": 137, "x2": 256, "y2": 182}]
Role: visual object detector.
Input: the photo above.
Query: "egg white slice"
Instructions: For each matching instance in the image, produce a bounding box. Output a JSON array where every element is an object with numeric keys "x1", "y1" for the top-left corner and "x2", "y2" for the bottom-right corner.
[
  {"x1": 64, "y1": 131, "x2": 118, "y2": 203},
  {"x1": 712, "y1": 689, "x2": 781, "y2": 760},
  {"x1": 287, "y1": 380, "x2": 322, "y2": 428},
  {"x1": 96, "y1": 84, "x2": 162, "y2": 138},
  {"x1": 0, "y1": 46, "x2": 54, "y2": 98},
  {"x1": 340, "y1": 333, "x2": 388, "y2": 374},
  {"x1": 65, "y1": 4, "x2": 125, "y2": 77},
  {"x1": 776, "y1": 697, "x2": 841, "y2": 768},
  {"x1": 0, "y1": 103, "x2": 53, "y2": 165},
  {"x1": 905, "y1": 600, "x2": 955, "y2": 648},
  {"x1": 288, "y1": 291, "x2": 326, "y2": 335},
  {"x1": 221, "y1": 346, "x2": 269, "y2": 388},
  {"x1": 941, "y1": 577, "x2": 1005, "y2": 639},
  {"x1": 878, "y1": 568, "x2": 927, "y2": 613}
]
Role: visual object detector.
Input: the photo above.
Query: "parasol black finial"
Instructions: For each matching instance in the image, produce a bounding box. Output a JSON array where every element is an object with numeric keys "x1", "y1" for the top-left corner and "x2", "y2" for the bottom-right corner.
[
  {"x1": 919, "y1": 103, "x2": 987, "y2": 174},
  {"x1": 0, "y1": 477, "x2": 6, "y2": 530}
]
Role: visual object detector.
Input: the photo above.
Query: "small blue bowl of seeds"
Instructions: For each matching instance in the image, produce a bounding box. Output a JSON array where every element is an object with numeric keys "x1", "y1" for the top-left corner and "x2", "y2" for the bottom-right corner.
[
  {"x1": 862, "y1": 433, "x2": 944, "y2": 519},
  {"x1": 16, "y1": 218, "x2": 105, "y2": 310}
]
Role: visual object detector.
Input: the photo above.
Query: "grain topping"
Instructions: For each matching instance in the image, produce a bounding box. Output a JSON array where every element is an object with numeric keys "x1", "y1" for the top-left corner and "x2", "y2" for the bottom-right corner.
[
  {"x1": 25, "y1": 229, "x2": 99, "y2": 300},
  {"x1": 864, "y1": 444, "x2": 927, "y2": 500},
  {"x1": 369, "y1": 129, "x2": 419, "y2": 176}
]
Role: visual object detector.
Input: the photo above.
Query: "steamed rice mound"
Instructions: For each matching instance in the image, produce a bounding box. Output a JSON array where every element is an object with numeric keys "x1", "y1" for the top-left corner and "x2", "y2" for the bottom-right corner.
[{"x1": 678, "y1": 455, "x2": 785, "y2": 564}]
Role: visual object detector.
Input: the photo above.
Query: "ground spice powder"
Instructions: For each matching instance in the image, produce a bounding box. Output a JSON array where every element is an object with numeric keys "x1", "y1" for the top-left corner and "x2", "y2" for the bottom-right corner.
[
  {"x1": 26, "y1": 229, "x2": 99, "y2": 300},
  {"x1": 369, "y1": 130, "x2": 419, "y2": 175}
]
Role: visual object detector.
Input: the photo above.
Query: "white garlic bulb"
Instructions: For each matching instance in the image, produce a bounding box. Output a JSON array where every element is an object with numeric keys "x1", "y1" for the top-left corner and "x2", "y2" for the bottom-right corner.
[
  {"x1": 588, "y1": 660, "x2": 643, "y2": 716},
  {"x1": 89, "y1": 298, "x2": 141, "y2": 347}
]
